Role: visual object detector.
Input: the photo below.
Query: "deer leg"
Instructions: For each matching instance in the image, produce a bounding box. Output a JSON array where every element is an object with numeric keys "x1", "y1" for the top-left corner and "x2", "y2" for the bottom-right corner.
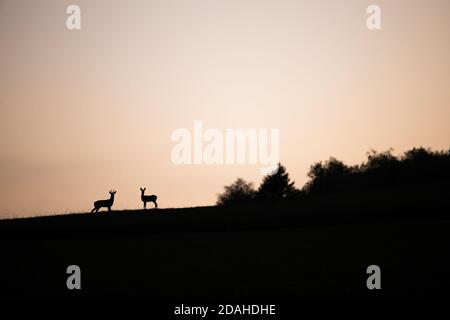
[
  {"x1": 154, "y1": 201, "x2": 158, "y2": 208},
  {"x1": 108, "y1": 206, "x2": 111, "y2": 212},
  {"x1": 144, "y1": 202, "x2": 147, "y2": 209}
]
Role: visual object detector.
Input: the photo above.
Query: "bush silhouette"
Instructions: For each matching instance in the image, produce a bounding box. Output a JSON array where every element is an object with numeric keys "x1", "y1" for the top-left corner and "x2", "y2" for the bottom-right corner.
[
  {"x1": 216, "y1": 178, "x2": 256, "y2": 206},
  {"x1": 303, "y1": 157, "x2": 356, "y2": 195}
]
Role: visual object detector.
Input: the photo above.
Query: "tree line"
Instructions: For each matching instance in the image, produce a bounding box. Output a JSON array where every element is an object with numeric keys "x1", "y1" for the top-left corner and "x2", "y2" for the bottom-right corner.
[{"x1": 216, "y1": 147, "x2": 450, "y2": 206}]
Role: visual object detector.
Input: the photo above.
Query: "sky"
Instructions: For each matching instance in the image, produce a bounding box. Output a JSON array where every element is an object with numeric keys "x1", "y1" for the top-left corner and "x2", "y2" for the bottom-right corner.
[{"x1": 1, "y1": 0, "x2": 449, "y2": 218}]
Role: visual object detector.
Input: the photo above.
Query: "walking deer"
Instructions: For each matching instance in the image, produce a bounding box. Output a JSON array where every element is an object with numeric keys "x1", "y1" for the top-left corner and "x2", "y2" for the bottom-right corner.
[
  {"x1": 140, "y1": 187, "x2": 158, "y2": 209},
  {"x1": 91, "y1": 190, "x2": 116, "y2": 213}
]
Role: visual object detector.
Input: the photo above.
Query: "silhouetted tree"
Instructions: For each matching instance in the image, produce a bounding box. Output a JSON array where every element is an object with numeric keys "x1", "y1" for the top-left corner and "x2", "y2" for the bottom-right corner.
[
  {"x1": 359, "y1": 149, "x2": 401, "y2": 187},
  {"x1": 217, "y1": 178, "x2": 256, "y2": 206},
  {"x1": 400, "y1": 147, "x2": 450, "y2": 182},
  {"x1": 303, "y1": 157, "x2": 355, "y2": 194},
  {"x1": 257, "y1": 163, "x2": 300, "y2": 201},
  {"x1": 364, "y1": 149, "x2": 398, "y2": 170}
]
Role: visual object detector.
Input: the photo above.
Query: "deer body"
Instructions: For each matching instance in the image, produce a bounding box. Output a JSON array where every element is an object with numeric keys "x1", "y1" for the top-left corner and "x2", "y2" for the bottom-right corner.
[
  {"x1": 91, "y1": 190, "x2": 116, "y2": 213},
  {"x1": 140, "y1": 188, "x2": 158, "y2": 209}
]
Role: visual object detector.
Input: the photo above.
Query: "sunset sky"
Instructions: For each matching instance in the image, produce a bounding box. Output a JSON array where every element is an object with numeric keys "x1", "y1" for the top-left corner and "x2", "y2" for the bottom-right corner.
[{"x1": 1, "y1": 0, "x2": 449, "y2": 217}]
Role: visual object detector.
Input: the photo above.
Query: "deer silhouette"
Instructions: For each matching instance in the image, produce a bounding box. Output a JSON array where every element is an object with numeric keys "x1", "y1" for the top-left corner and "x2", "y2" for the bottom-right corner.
[
  {"x1": 140, "y1": 187, "x2": 158, "y2": 209},
  {"x1": 91, "y1": 190, "x2": 116, "y2": 213}
]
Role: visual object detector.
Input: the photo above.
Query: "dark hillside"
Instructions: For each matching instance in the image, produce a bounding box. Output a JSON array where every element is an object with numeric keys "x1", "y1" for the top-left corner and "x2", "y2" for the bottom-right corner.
[{"x1": 2, "y1": 201, "x2": 450, "y2": 300}]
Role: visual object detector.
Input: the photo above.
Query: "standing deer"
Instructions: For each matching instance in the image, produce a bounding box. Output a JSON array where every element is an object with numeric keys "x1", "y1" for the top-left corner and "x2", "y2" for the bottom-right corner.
[
  {"x1": 140, "y1": 187, "x2": 158, "y2": 209},
  {"x1": 91, "y1": 190, "x2": 116, "y2": 213}
]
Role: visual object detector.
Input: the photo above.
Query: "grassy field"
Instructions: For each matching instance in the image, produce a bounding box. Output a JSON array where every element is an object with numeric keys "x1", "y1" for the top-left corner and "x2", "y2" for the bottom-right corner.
[{"x1": 1, "y1": 202, "x2": 450, "y2": 300}]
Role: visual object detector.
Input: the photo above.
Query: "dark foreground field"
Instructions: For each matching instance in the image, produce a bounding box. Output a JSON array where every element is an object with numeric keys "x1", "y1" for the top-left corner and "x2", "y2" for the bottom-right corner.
[{"x1": 1, "y1": 200, "x2": 450, "y2": 300}]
